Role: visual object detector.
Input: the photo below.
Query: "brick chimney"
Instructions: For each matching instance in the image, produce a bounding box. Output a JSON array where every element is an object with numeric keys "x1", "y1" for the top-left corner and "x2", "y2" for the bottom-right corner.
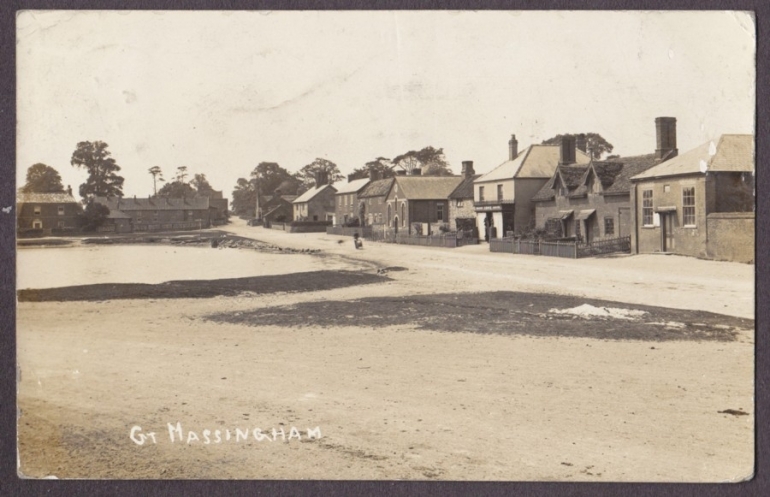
[
  {"x1": 508, "y1": 134, "x2": 518, "y2": 160},
  {"x1": 347, "y1": 174, "x2": 355, "y2": 183},
  {"x1": 655, "y1": 117, "x2": 678, "y2": 161},
  {"x1": 314, "y1": 171, "x2": 328, "y2": 188},
  {"x1": 576, "y1": 134, "x2": 587, "y2": 153},
  {"x1": 461, "y1": 161, "x2": 475, "y2": 179},
  {"x1": 411, "y1": 168, "x2": 422, "y2": 176},
  {"x1": 369, "y1": 169, "x2": 381, "y2": 182},
  {"x1": 559, "y1": 135, "x2": 577, "y2": 165},
  {"x1": 66, "y1": 185, "x2": 72, "y2": 196}
]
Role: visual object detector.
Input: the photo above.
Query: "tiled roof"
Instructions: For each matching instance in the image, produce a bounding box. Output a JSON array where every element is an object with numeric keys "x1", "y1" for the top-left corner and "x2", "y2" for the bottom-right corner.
[
  {"x1": 393, "y1": 176, "x2": 464, "y2": 200},
  {"x1": 531, "y1": 165, "x2": 587, "y2": 202},
  {"x1": 448, "y1": 174, "x2": 482, "y2": 199},
  {"x1": 359, "y1": 178, "x2": 394, "y2": 198},
  {"x1": 94, "y1": 196, "x2": 210, "y2": 211},
  {"x1": 16, "y1": 192, "x2": 78, "y2": 204},
  {"x1": 333, "y1": 178, "x2": 370, "y2": 195},
  {"x1": 477, "y1": 145, "x2": 591, "y2": 183},
  {"x1": 600, "y1": 154, "x2": 657, "y2": 194},
  {"x1": 293, "y1": 184, "x2": 336, "y2": 204},
  {"x1": 632, "y1": 135, "x2": 754, "y2": 181}
]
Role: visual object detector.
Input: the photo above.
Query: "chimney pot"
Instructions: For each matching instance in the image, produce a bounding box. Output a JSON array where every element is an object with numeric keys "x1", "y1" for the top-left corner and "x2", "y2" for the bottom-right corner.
[
  {"x1": 461, "y1": 161, "x2": 475, "y2": 179},
  {"x1": 508, "y1": 134, "x2": 519, "y2": 160},
  {"x1": 655, "y1": 117, "x2": 678, "y2": 160},
  {"x1": 559, "y1": 135, "x2": 577, "y2": 165}
]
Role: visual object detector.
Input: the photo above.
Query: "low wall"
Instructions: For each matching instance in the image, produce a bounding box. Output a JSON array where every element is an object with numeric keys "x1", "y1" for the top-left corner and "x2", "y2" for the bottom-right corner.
[
  {"x1": 706, "y1": 212, "x2": 754, "y2": 263},
  {"x1": 327, "y1": 226, "x2": 372, "y2": 237}
]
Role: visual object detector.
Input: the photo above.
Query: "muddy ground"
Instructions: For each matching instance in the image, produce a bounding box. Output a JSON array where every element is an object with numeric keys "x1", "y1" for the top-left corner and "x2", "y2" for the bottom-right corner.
[{"x1": 16, "y1": 219, "x2": 755, "y2": 481}]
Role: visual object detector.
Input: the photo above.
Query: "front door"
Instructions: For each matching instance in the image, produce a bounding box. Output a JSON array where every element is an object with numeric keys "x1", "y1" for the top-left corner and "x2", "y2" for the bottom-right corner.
[{"x1": 661, "y1": 213, "x2": 675, "y2": 252}]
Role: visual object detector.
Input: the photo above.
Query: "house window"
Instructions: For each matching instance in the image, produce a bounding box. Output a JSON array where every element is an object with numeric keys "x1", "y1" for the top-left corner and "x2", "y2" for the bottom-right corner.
[
  {"x1": 575, "y1": 220, "x2": 581, "y2": 241},
  {"x1": 479, "y1": 186, "x2": 485, "y2": 202},
  {"x1": 604, "y1": 217, "x2": 614, "y2": 236},
  {"x1": 57, "y1": 221, "x2": 64, "y2": 228},
  {"x1": 664, "y1": 185, "x2": 670, "y2": 193},
  {"x1": 682, "y1": 187, "x2": 696, "y2": 226},
  {"x1": 642, "y1": 189, "x2": 653, "y2": 226},
  {"x1": 313, "y1": 215, "x2": 318, "y2": 221},
  {"x1": 401, "y1": 203, "x2": 406, "y2": 227},
  {"x1": 338, "y1": 197, "x2": 342, "y2": 206},
  {"x1": 437, "y1": 204, "x2": 444, "y2": 221},
  {"x1": 497, "y1": 185, "x2": 503, "y2": 201},
  {"x1": 456, "y1": 199, "x2": 463, "y2": 207},
  {"x1": 32, "y1": 220, "x2": 42, "y2": 229},
  {"x1": 58, "y1": 206, "x2": 65, "y2": 215},
  {"x1": 34, "y1": 205, "x2": 41, "y2": 215},
  {"x1": 387, "y1": 204, "x2": 392, "y2": 225}
]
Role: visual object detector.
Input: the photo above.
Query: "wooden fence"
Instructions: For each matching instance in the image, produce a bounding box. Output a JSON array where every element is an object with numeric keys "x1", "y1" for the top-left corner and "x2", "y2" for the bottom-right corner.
[
  {"x1": 326, "y1": 226, "x2": 373, "y2": 237},
  {"x1": 489, "y1": 235, "x2": 630, "y2": 259},
  {"x1": 133, "y1": 221, "x2": 205, "y2": 232},
  {"x1": 363, "y1": 229, "x2": 478, "y2": 248}
]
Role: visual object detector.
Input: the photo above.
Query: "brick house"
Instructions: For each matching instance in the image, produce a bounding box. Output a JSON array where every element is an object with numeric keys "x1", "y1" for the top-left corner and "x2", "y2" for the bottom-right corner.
[
  {"x1": 94, "y1": 195, "x2": 212, "y2": 230},
  {"x1": 630, "y1": 133, "x2": 754, "y2": 263},
  {"x1": 332, "y1": 176, "x2": 370, "y2": 226},
  {"x1": 358, "y1": 174, "x2": 395, "y2": 228},
  {"x1": 292, "y1": 173, "x2": 337, "y2": 222},
  {"x1": 474, "y1": 134, "x2": 591, "y2": 240},
  {"x1": 531, "y1": 118, "x2": 677, "y2": 242},
  {"x1": 385, "y1": 170, "x2": 463, "y2": 235},
  {"x1": 16, "y1": 189, "x2": 81, "y2": 235},
  {"x1": 447, "y1": 161, "x2": 481, "y2": 232}
]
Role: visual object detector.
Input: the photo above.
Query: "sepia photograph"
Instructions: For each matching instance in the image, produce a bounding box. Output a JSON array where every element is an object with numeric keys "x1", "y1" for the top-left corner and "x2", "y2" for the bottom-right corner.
[{"x1": 14, "y1": 10, "x2": 756, "y2": 481}]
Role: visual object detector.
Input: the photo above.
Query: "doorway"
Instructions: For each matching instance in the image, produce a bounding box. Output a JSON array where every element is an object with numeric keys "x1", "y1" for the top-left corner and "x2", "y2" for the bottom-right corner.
[{"x1": 661, "y1": 213, "x2": 675, "y2": 252}]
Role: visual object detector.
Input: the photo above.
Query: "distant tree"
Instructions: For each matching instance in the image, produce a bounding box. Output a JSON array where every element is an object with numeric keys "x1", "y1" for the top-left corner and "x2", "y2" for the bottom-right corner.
[
  {"x1": 231, "y1": 177, "x2": 256, "y2": 216},
  {"x1": 78, "y1": 199, "x2": 110, "y2": 231},
  {"x1": 148, "y1": 166, "x2": 164, "y2": 196},
  {"x1": 21, "y1": 163, "x2": 65, "y2": 193},
  {"x1": 70, "y1": 141, "x2": 125, "y2": 199},
  {"x1": 251, "y1": 162, "x2": 295, "y2": 197},
  {"x1": 295, "y1": 158, "x2": 343, "y2": 193},
  {"x1": 174, "y1": 166, "x2": 189, "y2": 183},
  {"x1": 157, "y1": 180, "x2": 196, "y2": 198},
  {"x1": 191, "y1": 173, "x2": 216, "y2": 197},
  {"x1": 392, "y1": 146, "x2": 452, "y2": 176},
  {"x1": 349, "y1": 157, "x2": 395, "y2": 180},
  {"x1": 541, "y1": 133, "x2": 614, "y2": 159}
]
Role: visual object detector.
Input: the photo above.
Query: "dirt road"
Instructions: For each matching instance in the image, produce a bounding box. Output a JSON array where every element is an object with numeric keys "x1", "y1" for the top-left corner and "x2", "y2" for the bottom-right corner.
[{"x1": 16, "y1": 219, "x2": 755, "y2": 480}]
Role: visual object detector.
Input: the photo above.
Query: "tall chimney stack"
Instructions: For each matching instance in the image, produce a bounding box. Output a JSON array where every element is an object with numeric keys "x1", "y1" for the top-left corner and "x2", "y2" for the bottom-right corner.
[
  {"x1": 347, "y1": 174, "x2": 355, "y2": 183},
  {"x1": 369, "y1": 169, "x2": 381, "y2": 182},
  {"x1": 66, "y1": 185, "x2": 72, "y2": 196},
  {"x1": 576, "y1": 134, "x2": 587, "y2": 153},
  {"x1": 461, "y1": 161, "x2": 475, "y2": 179},
  {"x1": 655, "y1": 117, "x2": 678, "y2": 161},
  {"x1": 508, "y1": 134, "x2": 518, "y2": 160},
  {"x1": 559, "y1": 135, "x2": 577, "y2": 165}
]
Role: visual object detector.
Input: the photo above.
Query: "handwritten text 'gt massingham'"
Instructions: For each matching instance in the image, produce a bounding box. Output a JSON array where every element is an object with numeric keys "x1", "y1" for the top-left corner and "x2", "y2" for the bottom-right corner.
[{"x1": 130, "y1": 423, "x2": 322, "y2": 445}]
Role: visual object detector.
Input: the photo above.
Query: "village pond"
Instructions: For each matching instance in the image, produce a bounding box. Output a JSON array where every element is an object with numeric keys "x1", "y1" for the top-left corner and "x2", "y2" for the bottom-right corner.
[{"x1": 17, "y1": 243, "x2": 363, "y2": 290}]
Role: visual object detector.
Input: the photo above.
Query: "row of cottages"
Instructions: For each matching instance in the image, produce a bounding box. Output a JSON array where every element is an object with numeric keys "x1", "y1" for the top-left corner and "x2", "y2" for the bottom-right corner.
[
  {"x1": 94, "y1": 195, "x2": 215, "y2": 232},
  {"x1": 630, "y1": 133, "x2": 754, "y2": 263},
  {"x1": 473, "y1": 134, "x2": 591, "y2": 240},
  {"x1": 531, "y1": 118, "x2": 678, "y2": 242},
  {"x1": 16, "y1": 187, "x2": 81, "y2": 234}
]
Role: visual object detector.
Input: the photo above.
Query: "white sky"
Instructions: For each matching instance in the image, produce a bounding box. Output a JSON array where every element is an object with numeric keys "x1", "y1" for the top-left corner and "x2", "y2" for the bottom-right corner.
[{"x1": 16, "y1": 10, "x2": 755, "y2": 199}]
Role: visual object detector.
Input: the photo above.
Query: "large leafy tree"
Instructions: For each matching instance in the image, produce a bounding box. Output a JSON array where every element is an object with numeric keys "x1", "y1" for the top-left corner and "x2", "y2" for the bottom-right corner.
[
  {"x1": 295, "y1": 158, "x2": 343, "y2": 193},
  {"x1": 541, "y1": 133, "x2": 614, "y2": 159},
  {"x1": 78, "y1": 199, "x2": 110, "y2": 232},
  {"x1": 70, "y1": 141, "x2": 125, "y2": 199},
  {"x1": 191, "y1": 173, "x2": 216, "y2": 197},
  {"x1": 349, "y1": 157, "x2": 395, "y2": 180},
  {"x1": 251, "y1": 162, "x2": 295, "y2": 198},
  {"x1": 21, "y1": 163, "x2": 65, "y2": 193},
  {"x1": 392, "y1": 146, "x2": 452, "y2": 176}
]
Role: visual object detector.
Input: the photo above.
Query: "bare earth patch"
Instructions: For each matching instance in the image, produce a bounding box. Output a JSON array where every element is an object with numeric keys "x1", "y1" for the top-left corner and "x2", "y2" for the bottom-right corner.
[{"x1": 205, "y1": 291, "x2": 750, "y2": 342}]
